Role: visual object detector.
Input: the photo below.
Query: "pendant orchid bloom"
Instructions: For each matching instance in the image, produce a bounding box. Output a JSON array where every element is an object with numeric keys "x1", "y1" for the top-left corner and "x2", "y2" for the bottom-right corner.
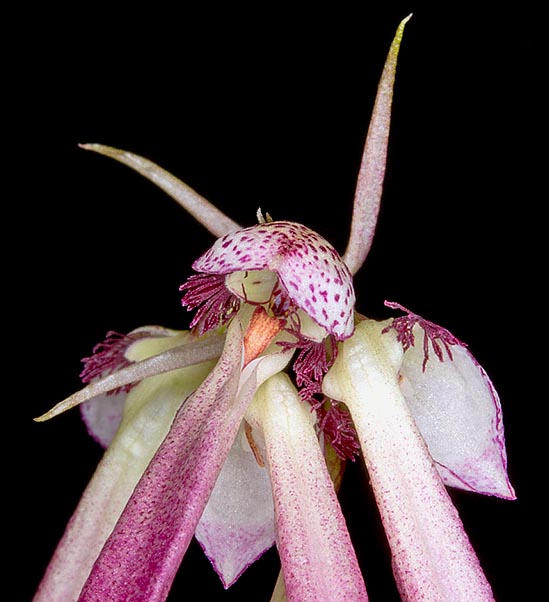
[{"x1": 34, "y1": 15, "x2": 515, "y2": 602}]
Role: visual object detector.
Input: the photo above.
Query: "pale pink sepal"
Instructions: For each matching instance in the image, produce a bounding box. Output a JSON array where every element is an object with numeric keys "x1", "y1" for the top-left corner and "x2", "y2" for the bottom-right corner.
[
  {"x1": 343, "y1": 15, "x2": 411, "y2": 275},
  {"x1": 251, "y1": 373, "x2": 369, "y2": 602},
  {"x1": 324, "y1": 319, "x2": 495, "y2": 602},
  {"x1": 79, "y1": 144, "x2": 241, "y2": 237},
  {"x1": 399, "y1": 323, "x2": 515, "y2": 499},
  {"x1": 79, "y1": 321, "x2": 259, "y2": 601},
  {"x1": 195, "y1": 423, "x2": 275, "y2": 588}
]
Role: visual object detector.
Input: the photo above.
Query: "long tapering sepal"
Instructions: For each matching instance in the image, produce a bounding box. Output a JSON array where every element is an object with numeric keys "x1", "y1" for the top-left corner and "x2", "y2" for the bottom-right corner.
[
  {"x1": 78, "y1": 321, "x2": 249, "y2": 601},
  {"x1": 342, "y1": 14, "x2": 411, "y2": 274},
  {"x1": 33, "y1": 350, "x2": 215, "y2": 602},
  {"x1": 250, "y1": 373, "x2": 369, "y2": 602},
  {"x1": 324, "y1": 319, "x2": 495, "y2": 602},
  {"x1": 80, "y1": 143, "x2": 241, "y2": 237}
]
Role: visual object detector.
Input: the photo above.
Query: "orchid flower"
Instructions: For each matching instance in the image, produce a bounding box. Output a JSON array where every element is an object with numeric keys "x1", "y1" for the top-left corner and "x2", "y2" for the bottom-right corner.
[{"x1": 34, "y1": 14, "x2": 515, "y2": 602}]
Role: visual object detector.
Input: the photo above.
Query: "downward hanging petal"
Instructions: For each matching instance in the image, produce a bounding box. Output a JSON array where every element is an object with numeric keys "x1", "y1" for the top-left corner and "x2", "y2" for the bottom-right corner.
[
  {"x1": 249, "y1": 373, "x2": 368, "y2": 602},
  {"x1": 194, "y1": 328, "x2": 294, "y2": 588},
  {"x1": 79, "y1": 321, "x2": 247, "y2": 601},
  {"x1": 195, "y1": 423, "x2": 275, "y2": 588},
  {"x1": 324, "y1": 319, "x2": 495, "y2": 602},
  {"x1": 398, "y1": 322, "x2": 515, "y2": 499},
  {"x1": 33, "y1": 352, "x2": 214, "y2": 602}
]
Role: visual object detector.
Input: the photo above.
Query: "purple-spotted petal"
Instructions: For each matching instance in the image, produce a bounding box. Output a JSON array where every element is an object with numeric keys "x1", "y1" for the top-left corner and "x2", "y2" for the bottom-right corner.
[
  {"x1": 250, "y1": 373, "x2": 368, "y2": 602},
  {"x1": 193, "y1": 221, "x2": 355, "y2": 339},
  {"x1": 195, "y1": 423, "x2": 275, "y2": 588},
  {"x1": 399, "y1": 323, "x2": 515, "y2": 499}
]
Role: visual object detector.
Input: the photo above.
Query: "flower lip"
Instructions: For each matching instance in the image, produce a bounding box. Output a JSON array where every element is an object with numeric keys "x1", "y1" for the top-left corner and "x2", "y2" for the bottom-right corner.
[{"x1": 193, "y1": 220, "x2": 356, "y2": 339}]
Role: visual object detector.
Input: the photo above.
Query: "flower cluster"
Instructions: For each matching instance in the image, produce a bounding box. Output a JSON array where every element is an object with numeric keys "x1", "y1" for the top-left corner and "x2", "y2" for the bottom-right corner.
[{"x1": 34, "y1": 15, "x2": 514, "y2": 602}]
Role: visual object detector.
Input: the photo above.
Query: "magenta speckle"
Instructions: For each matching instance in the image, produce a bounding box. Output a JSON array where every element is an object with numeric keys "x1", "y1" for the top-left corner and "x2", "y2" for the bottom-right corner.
[{"x1": 192, "y1": 220, "x2": 356, "y2": 338}]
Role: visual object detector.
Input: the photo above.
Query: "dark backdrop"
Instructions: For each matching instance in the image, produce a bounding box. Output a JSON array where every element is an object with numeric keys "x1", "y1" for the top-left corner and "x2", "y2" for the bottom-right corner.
[{"x1": 9, "y1": 4, "x2": 540, "y2": 601}]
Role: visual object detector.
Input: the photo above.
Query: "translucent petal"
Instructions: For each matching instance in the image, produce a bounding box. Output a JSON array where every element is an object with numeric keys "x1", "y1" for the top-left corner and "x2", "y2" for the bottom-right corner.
[
  {"x1": 81, "y1": 392, "x2": 127, "y2": 448},
  {"x1": 399, "y1": 323, "x2": 515, "y2": 499},
  {"x1": 195, "y1": 424, "x2": 275, "y2": 588}
]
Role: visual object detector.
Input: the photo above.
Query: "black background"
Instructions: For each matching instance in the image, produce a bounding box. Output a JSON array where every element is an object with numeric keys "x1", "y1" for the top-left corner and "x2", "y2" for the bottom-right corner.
[{"x1": 9, "y1": 3, "x2": 541, "y2": 601}]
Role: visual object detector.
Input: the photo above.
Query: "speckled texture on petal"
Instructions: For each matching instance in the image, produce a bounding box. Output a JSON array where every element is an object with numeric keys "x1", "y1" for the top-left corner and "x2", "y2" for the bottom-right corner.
[
  {"x1": 193, "y1": 221, "x2": 355, "y2": 339},
  {"x1": 33, "y1": 354, "x2": 214, "y2": 602},
  {"x1": 400, "y1": 323, "x2": 515, "y2": 499},
  {"x1": 78, "y1": 322, "x2": 249, "y2": 602},
  {"x1": 324, "y1": 319, "x2": 495, "y2": 602},
  {"x1": 252, "y1": 373, "x2": 368, "y2": 601}
]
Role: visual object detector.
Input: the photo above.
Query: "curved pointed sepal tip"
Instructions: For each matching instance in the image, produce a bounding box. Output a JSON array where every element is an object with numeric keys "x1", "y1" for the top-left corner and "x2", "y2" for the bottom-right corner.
[
  {"x1": 78, "y1": 143, "x2": 240, "y2": 237},
  {"x1": 342, "y1": 13, "x2": 412, "y2": 275},
  {"x1": 33, "y1": 336, "x2": 224, "y2": 422}
]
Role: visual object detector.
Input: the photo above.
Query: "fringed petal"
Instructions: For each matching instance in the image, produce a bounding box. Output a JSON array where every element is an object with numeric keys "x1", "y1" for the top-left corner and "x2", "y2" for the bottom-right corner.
[
  {"x1": 250, "y1": 373, "x2": 368, "y2": 602},
  {"x1": 80, "y1": 330, "x2": 220, "y2": 448},
  {"x1": 399, "y1": 323, "x2": 515, "y2": 499},
  {"x1": 324, "y1": 319, "x2": 495, "y2": 602}
]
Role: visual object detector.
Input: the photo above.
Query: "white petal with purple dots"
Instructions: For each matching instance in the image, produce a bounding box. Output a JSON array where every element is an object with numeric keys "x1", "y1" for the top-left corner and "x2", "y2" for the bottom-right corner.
[{"x1": 193, "y1": 221, "x2": 356, "y2": 339}]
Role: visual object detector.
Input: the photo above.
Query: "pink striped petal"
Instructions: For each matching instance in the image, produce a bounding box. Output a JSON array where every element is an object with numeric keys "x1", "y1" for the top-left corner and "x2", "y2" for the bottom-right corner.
[
  {"x1": 79, "y1": 321, "x2": 248, "y2": 601},
  {"x1": 399, "y1": 323, "x2": 515, "y2": 499},
  {"x1": 195, "y1": 423, "x2": 275, "y2": 588},
  {"x1": 33, "y1": 353, "x2": 214, "y2": 602},
  {"x1": 193, "y1": 221, "x2": 355, "y2": 339},
  {"x1": 250, "y1": 373, "x2": 368, "y2": 602},
  {"x1": 324, "y1": 319, "x2": 495, "y2": 602}
]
